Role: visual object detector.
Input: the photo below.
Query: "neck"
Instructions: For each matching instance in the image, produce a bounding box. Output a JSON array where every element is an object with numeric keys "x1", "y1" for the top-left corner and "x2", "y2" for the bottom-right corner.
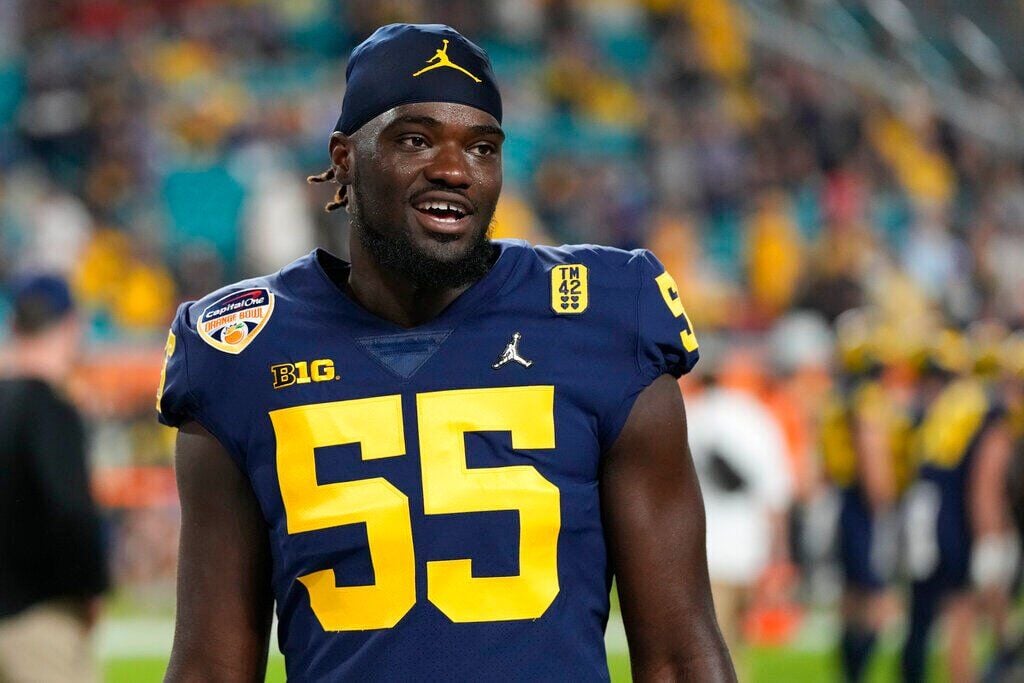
[
  {"x1": 345, "y1": 236, "x2": 476, "y2": 328},
  {"x1": 3, "y1": 337, "x2": 69, "y2": 386}
]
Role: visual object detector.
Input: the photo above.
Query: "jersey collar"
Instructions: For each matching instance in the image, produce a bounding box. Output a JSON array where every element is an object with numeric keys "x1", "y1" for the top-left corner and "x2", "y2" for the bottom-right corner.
[{"x1": 280, "y1": 239, "x2": 528, "y2": 334}]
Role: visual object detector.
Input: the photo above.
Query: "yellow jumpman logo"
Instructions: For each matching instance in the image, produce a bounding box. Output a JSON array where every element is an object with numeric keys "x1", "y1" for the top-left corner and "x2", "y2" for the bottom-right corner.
[{"x1": 412, "y1": 39, "x2": 482, "y2": 83}]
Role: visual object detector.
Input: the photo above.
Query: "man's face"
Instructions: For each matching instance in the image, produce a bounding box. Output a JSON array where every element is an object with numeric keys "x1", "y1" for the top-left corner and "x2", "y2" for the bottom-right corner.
[{"x1": 336, "y1": 102, "x2": 504, "y2": 288}]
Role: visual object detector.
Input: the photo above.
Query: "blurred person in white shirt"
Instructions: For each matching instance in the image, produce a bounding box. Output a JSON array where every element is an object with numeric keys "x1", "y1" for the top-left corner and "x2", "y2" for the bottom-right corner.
[{"x1": 685, "y1": 338, "x2": 793, "y2": 658}]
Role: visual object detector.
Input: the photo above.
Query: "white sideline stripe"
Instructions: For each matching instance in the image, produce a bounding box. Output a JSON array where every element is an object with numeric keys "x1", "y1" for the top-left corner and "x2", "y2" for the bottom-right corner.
[
  {"x1": 99, "y1": 612, "x2": 915, "y2": 661},
  {"x1": 100, "y1": 613, "x2": 889, "y2": 661},
  {"x1": 99, "y1": 615, "x2": 632, "y2": 659},
  {"x1": 98, "y1": 612, "x2": 900, "y2": 660},
  {"x1": 98, "y1": 618, "x2": 175, "y2": 659}
]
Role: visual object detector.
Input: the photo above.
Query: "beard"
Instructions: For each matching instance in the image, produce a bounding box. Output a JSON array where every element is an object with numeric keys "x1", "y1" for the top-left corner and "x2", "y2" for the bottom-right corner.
[
  {"x1": 356, "y1": 222, "x2": 495, "y2": 289},
  {"x1": 349, "y1": 177, "x2": 497, "y2": 290}
]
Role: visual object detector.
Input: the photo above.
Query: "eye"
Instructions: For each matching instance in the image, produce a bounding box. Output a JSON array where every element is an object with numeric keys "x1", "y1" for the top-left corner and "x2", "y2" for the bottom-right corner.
[
  {"x1": 398, "y1": 134, "x2": 429, "y2": 149},
  {"x1": 470, "y1": 142, "x2": 497, "y2": 157}
]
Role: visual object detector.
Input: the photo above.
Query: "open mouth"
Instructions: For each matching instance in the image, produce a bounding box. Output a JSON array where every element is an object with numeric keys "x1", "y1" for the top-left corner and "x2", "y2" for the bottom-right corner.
[{"x1": 413, "y1": 200, "x2": 471, "y2": 223}]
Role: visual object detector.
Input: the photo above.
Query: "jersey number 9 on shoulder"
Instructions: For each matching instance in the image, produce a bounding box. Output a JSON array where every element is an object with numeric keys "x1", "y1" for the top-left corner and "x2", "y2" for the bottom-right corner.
[
  {"x1": 654, "y1": 271, "x2": 699, "y2": 352},
  {"x1": 269, "y1": 386, "x2": 561, "y2": 631}
]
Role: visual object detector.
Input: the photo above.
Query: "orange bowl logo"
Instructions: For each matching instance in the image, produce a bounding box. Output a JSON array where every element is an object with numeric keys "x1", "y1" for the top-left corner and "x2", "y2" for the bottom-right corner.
[
  {"x1": 197, "y1": 287, "x2": 275, "y2": 354},
  {"x1": 222, "y1": 322, "x2": 248, "y2": 345}
]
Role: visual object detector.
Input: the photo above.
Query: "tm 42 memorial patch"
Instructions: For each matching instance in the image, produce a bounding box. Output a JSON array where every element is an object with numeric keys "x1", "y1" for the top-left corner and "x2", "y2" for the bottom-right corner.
[
  {"x1": 550, "y1": 264, "x2": 588, "y2": 314},
  {"x1": 196, "y1": 288, "x2": 275, "y2": 354}
]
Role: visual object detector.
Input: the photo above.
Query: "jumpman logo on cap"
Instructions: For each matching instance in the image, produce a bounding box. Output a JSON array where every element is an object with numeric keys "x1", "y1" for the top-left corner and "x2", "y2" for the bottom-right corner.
[{"x1": 412, "y1": 39, "x2": 482, "y2": 83}]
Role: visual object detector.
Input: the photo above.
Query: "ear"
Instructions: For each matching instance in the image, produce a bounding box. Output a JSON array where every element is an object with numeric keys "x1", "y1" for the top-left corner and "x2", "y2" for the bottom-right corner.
[{"x1": 329, "y1": 132, "x2": 354, "y2": 185}]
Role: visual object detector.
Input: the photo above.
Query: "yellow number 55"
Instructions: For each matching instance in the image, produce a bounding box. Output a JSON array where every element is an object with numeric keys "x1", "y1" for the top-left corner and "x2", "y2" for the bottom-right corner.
[{"x1": 269, "y1": 386, "x2": 560, "y2": 631}]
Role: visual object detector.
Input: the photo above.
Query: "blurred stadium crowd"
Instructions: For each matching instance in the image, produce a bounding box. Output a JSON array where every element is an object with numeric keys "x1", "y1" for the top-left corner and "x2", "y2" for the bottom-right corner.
[
  {"x1": 0, "y1": 0, "x2": 1019, "y2": 335},
  {"x1": 5, "y1": 0, "x2": 1024, "y2": 336},
  {"x1": 3, "y1": 0, "x2": 1024, "y2": 677}
]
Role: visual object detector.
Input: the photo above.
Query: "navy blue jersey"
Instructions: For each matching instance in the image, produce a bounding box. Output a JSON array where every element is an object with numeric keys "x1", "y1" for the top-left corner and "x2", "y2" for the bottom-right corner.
[
  {"x1": 837, "y1": 488, "x2": 887, "y2": 591},
  {"x1": 903, "y1": 379, "x2": 1006, "y2": 682},
  {"x1": 156, "y1": 240, "x2": 699, "y2": 682},
  {"x1": 906, "y1": 378, "x2": 1003, "y2": 589}
]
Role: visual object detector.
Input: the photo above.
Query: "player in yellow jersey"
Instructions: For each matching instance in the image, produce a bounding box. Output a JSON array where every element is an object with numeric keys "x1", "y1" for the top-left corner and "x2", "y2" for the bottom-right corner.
[
  {"x1": 902, "y1": 325, "x2": 1018, "y2": 682},
  {"x1": 979, "y1": 330, "x2": 1024, "y2": 679},
  {"x1": 822, "y1": 310, "x2": 912, "y2": 681}
]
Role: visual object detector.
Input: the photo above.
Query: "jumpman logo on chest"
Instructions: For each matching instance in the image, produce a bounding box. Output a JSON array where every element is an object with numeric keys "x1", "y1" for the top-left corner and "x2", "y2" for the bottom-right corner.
[{"x1": 492, "y1": 332, "x2": 533, "y2": 369}]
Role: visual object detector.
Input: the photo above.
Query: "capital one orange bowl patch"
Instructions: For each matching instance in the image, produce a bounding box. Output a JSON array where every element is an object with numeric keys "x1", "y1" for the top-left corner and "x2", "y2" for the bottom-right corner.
[{"x1": 196, "y1": 288, "x2": 275, "y2": 354}]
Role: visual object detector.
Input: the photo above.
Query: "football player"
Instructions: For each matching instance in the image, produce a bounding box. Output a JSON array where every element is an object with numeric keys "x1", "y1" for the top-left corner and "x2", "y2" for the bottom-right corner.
[
  {"x1": 158, "y1": 24, "x2": 734, "y2": 681},
  {"x1": 979, "y1": 330, "x2": 1024, "y2": 680},
  {"x1": 902, "y1": 326, "x2": 1018, "y2": 683},
  {"x1": 821, "y1": 310, "x2": 911, "y2": 681}
]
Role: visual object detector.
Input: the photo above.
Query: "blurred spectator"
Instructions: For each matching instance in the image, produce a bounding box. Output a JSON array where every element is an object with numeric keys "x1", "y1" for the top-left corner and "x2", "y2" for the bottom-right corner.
[
  {"x1": 1, "y1": 0, "x2": 1023, "y2": 344},
  {"x1": 0, "y1": 274, "x2": 108, "y2": 683},
  {"x1": 235, "y1": 142, "x2": 316, "y2": 274},
  {"x1": 685, "y1": 344, "x2": 793, "y2": 661}
]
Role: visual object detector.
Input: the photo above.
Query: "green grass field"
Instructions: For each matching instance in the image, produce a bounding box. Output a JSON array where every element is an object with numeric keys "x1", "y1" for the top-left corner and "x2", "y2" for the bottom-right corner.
[
  {"x1": 104, "y1": 647, "x2": 948, "y2": 682},
  {"x1": 98, "y1": 590, "x2": 958, "y2": 682}
]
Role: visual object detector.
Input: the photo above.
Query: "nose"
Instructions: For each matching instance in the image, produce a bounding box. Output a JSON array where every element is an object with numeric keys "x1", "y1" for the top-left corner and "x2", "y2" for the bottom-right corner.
[{"x1": 423, "y1": 141, "x2": 470, "y2": 188}]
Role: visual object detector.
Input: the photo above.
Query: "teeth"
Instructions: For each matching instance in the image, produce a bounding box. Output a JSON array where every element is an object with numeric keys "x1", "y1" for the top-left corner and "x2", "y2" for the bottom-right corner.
[{"x1": 415, "y1": 200, "x2": 466, "y2": 216}]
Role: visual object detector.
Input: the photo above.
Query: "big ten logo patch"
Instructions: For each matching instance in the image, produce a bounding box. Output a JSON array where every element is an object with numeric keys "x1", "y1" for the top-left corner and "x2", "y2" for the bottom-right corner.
[
  {"x1": 550, "y1": 264, "x2": 588, "y2": 314},
  {"x1": 271, "y1": 359, "x2": 338, "y2": 389}
]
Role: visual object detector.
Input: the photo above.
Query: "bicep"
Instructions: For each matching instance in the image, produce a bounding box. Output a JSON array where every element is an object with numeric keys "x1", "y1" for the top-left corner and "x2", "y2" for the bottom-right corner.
[
  {"x1": 601, "y1": 375, "x2": 734, "y2": 681},
  {"x1": 167, "y1": 421, "x2": 273, "y2": 682},
  {"x1": 969, "y1": 421, "x2": 1013, "y2": 536}
]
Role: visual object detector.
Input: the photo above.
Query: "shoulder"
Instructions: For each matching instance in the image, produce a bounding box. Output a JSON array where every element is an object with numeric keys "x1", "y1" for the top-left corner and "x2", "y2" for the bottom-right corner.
[
  {"x1": 4, "y1": 377, "x2": 64, "y2": 407},
  {"x1": 500, "y1": 240, "x2": 671, "y2": 310},
  {"x1": 853, "y1": 380, "x2": 886, "y2": 410},
  {"x1": 942, "y1": 378, "x2": 988, "y2": 412},
  {"x1": 501, "y1": 241, "x2": 699, "y2": 391},
  {"x1": 2, "y1": 378, "x2": 79, "y2": 427},
  {"x1": 157, "y1": 256, "x2": 313, "y2": 432},
  {"x1": 176, "y1": 272, "x2": 285, "y2": 333},
  {"x1": 172, "y1": 254, "x2": 314, "y2": 354},
  {"x1": 509, "y1": 240, "x2": 658, "y2": 276},
  {"x1": 0, "y1": 377, "x2": 51, "y2": 401},
  {"x1": 2, "y1": 376, "x2": 57, "y2": 403}
]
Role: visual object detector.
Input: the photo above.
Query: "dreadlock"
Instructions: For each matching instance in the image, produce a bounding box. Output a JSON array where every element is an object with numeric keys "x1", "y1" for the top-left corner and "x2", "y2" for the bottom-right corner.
[{"x1": 307, "y1": 167, "x2": 348, "y2": 212}]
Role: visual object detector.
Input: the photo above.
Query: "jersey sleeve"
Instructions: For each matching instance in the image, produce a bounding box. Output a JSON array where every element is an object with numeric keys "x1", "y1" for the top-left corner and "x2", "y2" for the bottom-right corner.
[
  {"x1": 156, "y1": 302, "x2": 196, "y2": 428},
  {"x1": 599, "y1": 249, "x2": 700, "y2": 449},
  {"x1": 154, "y1": 297, "x2": 253, "y2": 470},
  {"x1": 634, "y1": 249, "x2": 700, "y2": 380}
]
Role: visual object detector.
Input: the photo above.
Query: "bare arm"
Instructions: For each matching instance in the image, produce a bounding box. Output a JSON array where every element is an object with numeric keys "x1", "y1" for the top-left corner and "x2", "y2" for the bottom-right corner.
[
  {"x1": 854, "y1": 412, "x2": 896, "y2": 512},
  {"x1": 165, "y1": 421, "x2": 274, "y2": 683},
  {"x1": 967, "y1": 421, "x2": 1015, "y2": 635},
  {"x1": 601, "y1": 375, "x2": 736, "y2": 682},
  {"x1": 969, "y1": 421, "x2": 1013, "y2": 539}
]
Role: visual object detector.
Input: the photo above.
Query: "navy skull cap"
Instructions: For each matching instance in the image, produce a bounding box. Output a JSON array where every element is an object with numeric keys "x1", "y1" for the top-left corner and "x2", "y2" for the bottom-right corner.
[
  {"x1": 9, "y1": 273, "x2": 75, "y2": 334},
  {"x1": 335, "y1": 23, "x2": 503, "y2": 135}
]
